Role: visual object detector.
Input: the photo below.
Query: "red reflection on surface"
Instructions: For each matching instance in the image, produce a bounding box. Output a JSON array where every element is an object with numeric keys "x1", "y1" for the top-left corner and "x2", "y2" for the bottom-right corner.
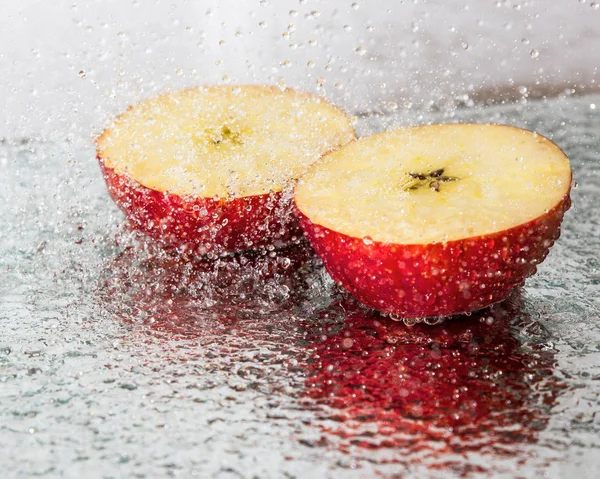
[
  {"x1": 302, "y1": 296, "x2": 565, "y2": 470},
  {"x1": 98, "y1": 239, "x2": 565, "y2": 474},
  {"x1": 98, "y1": 238, "x2": 315, "y2": 340}
]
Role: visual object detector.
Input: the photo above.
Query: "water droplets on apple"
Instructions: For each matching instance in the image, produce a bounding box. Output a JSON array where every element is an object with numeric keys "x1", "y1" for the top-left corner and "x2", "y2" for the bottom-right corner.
[{"x1": 2, "y1": 0, "x2": 600, "y2": 476}]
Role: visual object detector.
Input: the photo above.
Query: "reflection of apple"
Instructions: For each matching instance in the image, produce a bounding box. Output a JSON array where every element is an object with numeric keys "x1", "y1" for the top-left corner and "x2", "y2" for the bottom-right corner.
[
  {"x1": 97, "y1": 85, "x2": 355, "y2": 254},
  {"x1": 98, "y1": 240, "x2": 317, "y2": 339},
  {"x1": 295, "y1": 124, "x2": 572, "y2": 318},
  {"x1": 303, "y1": 295, "x2": 563, "y2": 467}
]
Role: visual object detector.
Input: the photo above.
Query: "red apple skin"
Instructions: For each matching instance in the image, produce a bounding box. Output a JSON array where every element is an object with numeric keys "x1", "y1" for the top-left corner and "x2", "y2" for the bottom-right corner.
[
  {"x1": 100, "y1": 159, "x2": 301, "y2": 254},
  {"x1": 295, "y1": 193, "x2": 571, "y2": 318}
]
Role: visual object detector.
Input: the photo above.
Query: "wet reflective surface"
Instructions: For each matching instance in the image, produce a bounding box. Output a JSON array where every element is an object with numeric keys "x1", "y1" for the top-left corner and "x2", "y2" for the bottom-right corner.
[{"x1": 1, "y1": 95, "x2": 599, "y2": 478}]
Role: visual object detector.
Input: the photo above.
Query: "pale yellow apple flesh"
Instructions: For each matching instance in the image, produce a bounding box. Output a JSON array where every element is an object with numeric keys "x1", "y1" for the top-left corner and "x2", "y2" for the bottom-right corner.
[
  {"x1": 97, "y1": 85, "x2": 356, "y2": 199},
  {"x1": 295, "y1": 124, "x2": 571, "y2": 244}
]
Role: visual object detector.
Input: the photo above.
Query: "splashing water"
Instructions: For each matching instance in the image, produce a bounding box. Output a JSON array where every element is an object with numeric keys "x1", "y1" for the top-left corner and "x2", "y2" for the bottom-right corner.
[{"x1": 1, "y1": 95, "x2": 600, "y2": 477}]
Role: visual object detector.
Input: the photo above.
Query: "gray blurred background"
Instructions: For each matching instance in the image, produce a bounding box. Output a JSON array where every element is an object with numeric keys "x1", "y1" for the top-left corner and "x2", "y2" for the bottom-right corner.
[{"x1": 2, "y1": 0, "x2": 599, "y2": 140}]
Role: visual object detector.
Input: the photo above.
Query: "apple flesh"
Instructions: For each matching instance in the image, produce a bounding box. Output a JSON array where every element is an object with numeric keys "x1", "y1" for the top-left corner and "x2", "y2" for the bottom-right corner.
[
  {"x1": 294, "y1": 124, "x2": 572, "y2": 319},
  {"x1": 96, "y1": 85, "x2": 356, "y2": 254}
]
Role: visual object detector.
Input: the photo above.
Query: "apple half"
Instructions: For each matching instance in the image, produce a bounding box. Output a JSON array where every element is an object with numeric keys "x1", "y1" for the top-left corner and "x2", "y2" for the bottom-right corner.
[
  {"x1": 294, "y1": 124, "x2": 572, "y2": 319},
  {"x1": 96, "y1": 85, "x2": 356, "y2": 254}
]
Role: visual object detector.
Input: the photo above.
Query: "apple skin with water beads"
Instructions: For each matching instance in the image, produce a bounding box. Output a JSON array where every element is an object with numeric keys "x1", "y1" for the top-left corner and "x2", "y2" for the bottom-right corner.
[
  {"x1": 294, "y1": 124, "x2": 572, "y2": 319},
  {"x1": 97, "y1": 85, "x2": 356, "y2": 255}
]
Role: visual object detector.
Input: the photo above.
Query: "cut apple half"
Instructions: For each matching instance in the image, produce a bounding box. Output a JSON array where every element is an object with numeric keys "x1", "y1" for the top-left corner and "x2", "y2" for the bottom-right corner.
[
  {"x1": 295, "y1": 124, "x2": 572, "y2": 319},
  {"x1": 96, "y1": 85, "x2": 356, "y2": 254}
]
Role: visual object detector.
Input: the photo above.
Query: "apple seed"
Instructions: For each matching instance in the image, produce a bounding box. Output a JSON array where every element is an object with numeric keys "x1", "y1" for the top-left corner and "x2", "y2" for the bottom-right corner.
[{"x1": 403, "y1": 167, "x2": 459, "y2": 192}]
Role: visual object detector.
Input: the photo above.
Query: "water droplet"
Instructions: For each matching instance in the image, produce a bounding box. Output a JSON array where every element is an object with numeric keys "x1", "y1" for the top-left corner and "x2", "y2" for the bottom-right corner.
[
  {"x1": 590, "y1": 103, "x2": 597, "y2": 110},
  {"x1": 281, "y1": 59, "x2": 292, "y2": 68},
  {"x1": 403, "y1": 317, "x2": 419, "y2": 327},
  {"x1": 573, "y1": 181, "x2": 579, "y2": 189},
  {"x1": 260, "y1": 0, "x2": 268, "y2": 6},
  {"x1": 289, "y1": 9, "x2": 298, "y2": 17},
  {"x1": 218, "y1": 40, "x2": 225, "y2": 46},
  {"x1": 362, "y1": 236, "x2": 373, "y2": 245},
  {"x1": 78, "y1": 70, "x2": 86, "y2": 79},
  {"x1": 280, "y1": 257, "x2": 291, "y2": 268},
  {"x1": 343, "y1": 25, "x2": 352, "y2": 32},
  {"x1": 592, "y1": 2, "x2": 600, "y2": 9},
  {"x1": 308, "y1": 39, "x2": 317, "y2": 46},
  {"x1": 462, "y1": 42, "x2": 469, "y2": 50},
  {"x1": 530, "y1": 48, "x2": 539, "y2": 59},
  {"x1": 351, "y1": 2, "x2": 359, "y2": 10},
  {"x1": 307, "y1": 61, "x2": 315, "y2": 69},
  {"x1": 355, "y1": 45, "x2": 366, "y2": 56},
  {"x1": 424, "y1": 317, "x2": 444, "y2": 326},
  {"x1": 258, "y1": 21, "x2": 267, "y2": 29}
]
